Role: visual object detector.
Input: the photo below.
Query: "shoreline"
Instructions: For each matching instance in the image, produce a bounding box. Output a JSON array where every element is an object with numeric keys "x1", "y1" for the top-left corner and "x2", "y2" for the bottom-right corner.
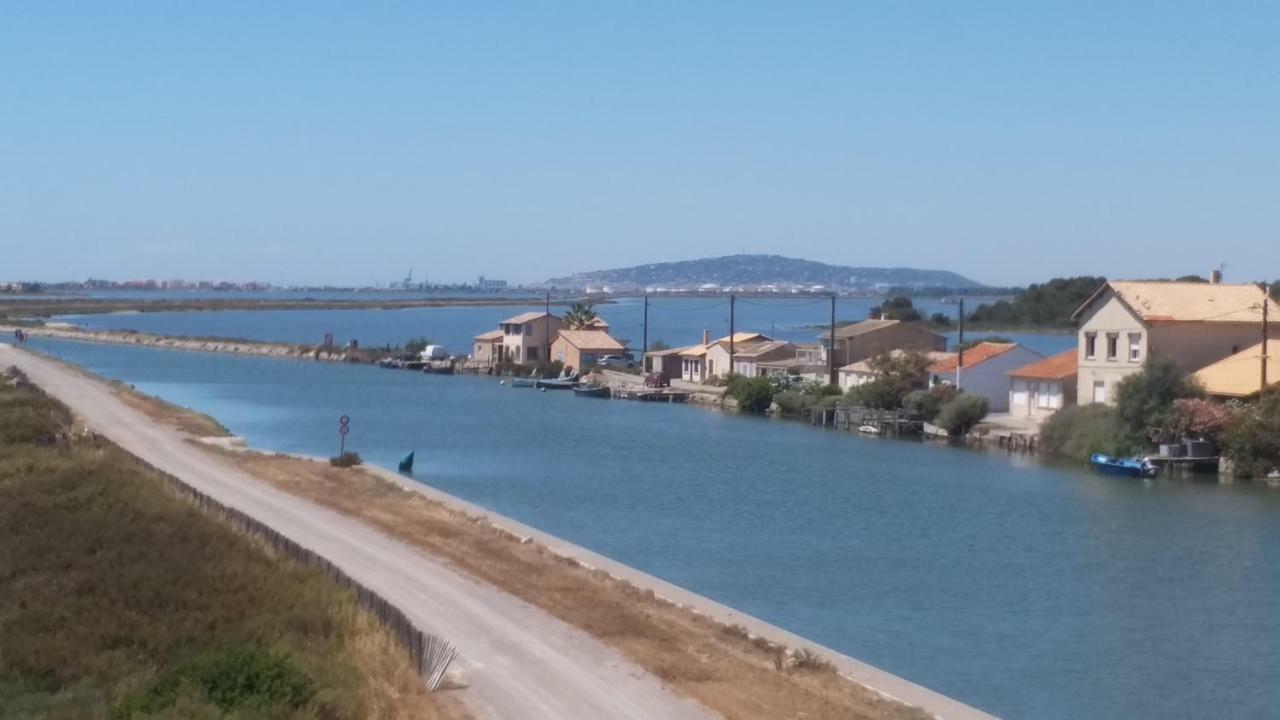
[
  {"x1": 8, "y1": 341, "x2": 997, "y2": 720},
  {"x1": 0, "y1": 295, "x2": 598, "y2": 320}
]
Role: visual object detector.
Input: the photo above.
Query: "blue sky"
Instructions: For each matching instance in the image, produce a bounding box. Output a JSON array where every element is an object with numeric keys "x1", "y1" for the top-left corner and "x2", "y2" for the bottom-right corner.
[{"x1": 2, "y1": 2, "x2": 1276, "y2": 287}]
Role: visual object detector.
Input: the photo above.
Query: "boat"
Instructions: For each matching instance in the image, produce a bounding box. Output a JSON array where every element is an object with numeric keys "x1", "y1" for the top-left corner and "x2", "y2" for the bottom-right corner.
[
  {"x1": 510, "y1": 378, "x2": 537, "y2": 388},
  {"x1": 535, "y1": 378, "x2": 579, "y2": 390},
  {"x1": 573, "y1": 384, "x2": 610, "y2": 398},
  {"x1": 398, "y1": 451, "x2": 414, "y2": 474},
  {"x1": 1090, "y1": 453, "x2": 1157, "y2": 478},
  {"x1": 857, "y1": 425, "x2": 879, "y2": 434}
]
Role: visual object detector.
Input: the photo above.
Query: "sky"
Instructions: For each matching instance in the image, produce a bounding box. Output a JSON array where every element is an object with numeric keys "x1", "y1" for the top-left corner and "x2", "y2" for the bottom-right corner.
[{"x1": 1, "y1": 2, "x2": 1277, "y2": 287}]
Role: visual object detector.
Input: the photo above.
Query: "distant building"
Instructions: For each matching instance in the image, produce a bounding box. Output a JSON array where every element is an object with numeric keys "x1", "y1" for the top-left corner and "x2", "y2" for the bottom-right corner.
[
  {"x1": 496, "y1": 311, "x2": 563, "y2": 364},
  {"x1": 472, "y1": 329, "x2": 503, "y2": 366},
  {"x1": 477, "y1": 275, "x2": 509, "y2": 290},
  {"x1": 552, "y1": 330, "x2": 625, "y2": 370},
  {"x1": 838, "y1": 349, "x2": 953, "y2": 391},
  {"x1": 818, "y1": 319, "x2": 947, "y2": 367},
  {"x1": 1071, "y1": 279, "x2": 1279, "y2": 405}
]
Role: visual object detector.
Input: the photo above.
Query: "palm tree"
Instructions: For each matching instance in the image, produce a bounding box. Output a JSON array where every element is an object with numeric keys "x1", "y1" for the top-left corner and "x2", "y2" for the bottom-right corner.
[{"x1": 562, "y1": 301, "x2": 599, "y2": 330}]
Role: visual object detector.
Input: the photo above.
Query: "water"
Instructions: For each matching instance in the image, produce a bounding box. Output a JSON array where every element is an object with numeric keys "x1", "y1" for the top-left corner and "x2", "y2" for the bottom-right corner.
[
  {"x1": 57, "y1": 296, "x2": 1077, "y2": 357},
  {"x1": 25, "y1": 337, "x2": 1280, "y2": 720}
]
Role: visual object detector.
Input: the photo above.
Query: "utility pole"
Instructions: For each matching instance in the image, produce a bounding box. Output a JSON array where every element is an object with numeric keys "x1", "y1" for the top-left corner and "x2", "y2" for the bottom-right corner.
[
  {"x1": 544, "y1": 291, "x2": 551, "y2": 366},
  {"x1": 642, "y1": 294, "x2": 649, "y2": 369},
  {"x1": 728, "y1": 294, "x2": 736, "y2": 378},
  {"x1": 828, "y1": 293, "x2": 837, "y2": 386},
  {"x1": 956, "y1": 298, "x2": 965, "y2": 389},
  {"x1": 1262, "y1": 281, "x2": 1270, "y2": 392}
]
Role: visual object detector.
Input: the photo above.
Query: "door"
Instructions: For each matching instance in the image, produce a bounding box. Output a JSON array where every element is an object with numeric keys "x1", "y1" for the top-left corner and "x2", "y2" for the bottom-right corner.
[
  {"x1": 1092, "y1": 380, "x2": 1106, "y2": 403},
  {"x1": 1028, "y1": 383, "x2": 1039, "y2": 417}
]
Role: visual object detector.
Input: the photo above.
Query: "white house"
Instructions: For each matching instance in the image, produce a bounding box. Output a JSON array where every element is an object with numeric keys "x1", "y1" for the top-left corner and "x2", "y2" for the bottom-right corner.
[
  {"x1": 1007, "y1": 350, "x2": 1078, "y2": 419},
  {"x1": 928, "y1": 342, "x2": 1045, "y2": 413}
]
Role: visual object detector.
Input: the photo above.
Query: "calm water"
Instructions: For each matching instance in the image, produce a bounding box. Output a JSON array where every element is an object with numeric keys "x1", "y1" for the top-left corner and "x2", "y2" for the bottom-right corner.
[
  {"x1": 58, "y1": 297, "x2": 1076, "y2": 357},
  {"x1": 26, "y1": 337, "x2": 1280, "y2": 720}
]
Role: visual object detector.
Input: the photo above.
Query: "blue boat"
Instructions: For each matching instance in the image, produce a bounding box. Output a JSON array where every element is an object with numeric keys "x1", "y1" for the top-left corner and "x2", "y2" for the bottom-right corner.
[{"x1": 1091, "y1": 453, "x2": 1157, "y2": 478}]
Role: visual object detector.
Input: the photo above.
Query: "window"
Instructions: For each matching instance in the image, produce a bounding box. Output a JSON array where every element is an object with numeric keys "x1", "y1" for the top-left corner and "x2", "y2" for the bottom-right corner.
[
  {"x1": 1128, "y1": 333, "x2": 1141, "y2": 362},
  {"x1": 1092, "y1": 380, "x2": 1107, "y2": 403},
  {"x1": 1085, "y1": 333, "x2": 1097, "y2": 360},
  {"x1": 526, "y1": 346, "x2": 539, "y2": 361},
  {"x1": 523, "y1": 323, "x2": 533, "y2": 335},
  {"x1": 1106, "y1": 333, "x2": 1119, "y2": 360}
]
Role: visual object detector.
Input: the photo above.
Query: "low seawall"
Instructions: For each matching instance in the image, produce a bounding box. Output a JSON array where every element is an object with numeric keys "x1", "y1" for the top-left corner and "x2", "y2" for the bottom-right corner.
[{"x1": 4, "y1": 325, "x2": 356, "y2": 362}]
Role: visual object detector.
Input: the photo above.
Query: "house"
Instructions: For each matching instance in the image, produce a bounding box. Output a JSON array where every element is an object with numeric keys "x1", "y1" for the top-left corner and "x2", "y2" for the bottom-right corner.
[
  {"x1": 701, "y1": 332, "x2": 774, "y2": 380},
  {"x1": 643, "y1": 346, "x2": 687, "y2": 381},
  {"x1": 756, "y1": 344, "x2": 828, "y2": 383},
  {"x1": 1191, "y1": 340, "x2": 1280, "y2": 398},
  {"x1": 838, "y1": 349, "x2": 954, "y2": 391},
  {"x1": 551, "y1": 329, "x2": 625, "y2": 370},
  {"x1": 928, "y1": 342, "x2": 1045, "y2": 413},
  {"x1": 818, "y1": 319, "x2": 947, "y2": 367},
  {"x1": 1071, "y1": 280, "x2": 1280, "y2": 405},
  {"x1": 726, "y1": 341, "x2": 798, "y2": 377},
  {"x1": 1007, "y1": 350, "x2": 1078, "y2": 419},
  {"x1": 496, "y1": 311, "x2": 563, "y2": 364},
  {"x1": 472, "y1": 329, "x2": 503, "y2": 365}
]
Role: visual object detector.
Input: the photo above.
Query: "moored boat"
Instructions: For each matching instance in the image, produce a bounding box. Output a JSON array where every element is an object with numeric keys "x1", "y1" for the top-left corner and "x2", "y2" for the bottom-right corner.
[
  {"x1": 1091, "y1": 453, "x2": 1157, "y2": 478},
  {"x1": 535, "y1": 378, "x2": 579, "y2": 390},
  {"x1": 573, "y1": 384, "x2": 610, "y2": 398},
  {"x1": 510, "y1": 378, "x2": 536, "y2": 388}
]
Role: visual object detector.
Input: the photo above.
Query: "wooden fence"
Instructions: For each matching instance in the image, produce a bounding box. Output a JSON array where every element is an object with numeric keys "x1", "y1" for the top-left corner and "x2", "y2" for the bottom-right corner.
[{"x1": 159, "y1": 469, "x2": 458, "y2": 690}]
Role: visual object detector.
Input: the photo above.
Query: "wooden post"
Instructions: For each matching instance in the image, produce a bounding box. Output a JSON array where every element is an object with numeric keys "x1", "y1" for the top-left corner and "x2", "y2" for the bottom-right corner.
[
  {"x1": 728, "y1": 294, "x2": 735, "y2": 379},
  {"x1": 956, "y1": 297, "x2": 965, "y2": 389},
  {"x1": 1261, "y1": 281, "x2": 1270, "y2": 392},
  {"x1": 828, "y1": 293, "x2": 837, "y2": 386}
]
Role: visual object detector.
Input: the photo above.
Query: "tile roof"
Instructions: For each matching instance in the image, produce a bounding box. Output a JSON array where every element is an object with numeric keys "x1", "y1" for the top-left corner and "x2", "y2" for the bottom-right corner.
[
  {"x1": 713, "y1": 332, "x2": 771, "y2": 345},
  {"x1": 1007, "y1": 349, "x2": 1078, "y2": 380},
  {"x1": 554, "y1": 329, "x2": 624, "y2": 351},
  {"x1": 731, "y1": 341, "x2": 795, "y2": 359},
  {"x1": 819, "y1": 318, "x2": 899, "y2": 340},
  {"x1": 1191, "y1": 340, "x2": 1280, "y2": 397},
  {"x1": 473, "y1": 329, "x2": 503, "y2": 341},
  {"x1": 501, "y1": 311, "x2": 558, "y2": 325},
  {"x1": 1072, "y1": 281, "x2": 1279, "y2": 324},
  {"x1": 928, "y1": 342, "x2": 1018, "y2": 373},
  {"x1": 644, "y1": 346, "x2": 691, "y2": 357}
]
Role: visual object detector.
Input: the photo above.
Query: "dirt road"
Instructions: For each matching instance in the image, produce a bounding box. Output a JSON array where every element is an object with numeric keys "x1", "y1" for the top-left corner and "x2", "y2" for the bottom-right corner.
[{"x1": 1, "y1": 344, "x2": 712, "y2": 720}]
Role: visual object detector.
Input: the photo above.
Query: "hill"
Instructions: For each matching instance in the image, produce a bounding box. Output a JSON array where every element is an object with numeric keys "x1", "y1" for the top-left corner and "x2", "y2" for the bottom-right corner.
[{"x1": 548, "y1": 254, "x2": 984, "y2": 291}]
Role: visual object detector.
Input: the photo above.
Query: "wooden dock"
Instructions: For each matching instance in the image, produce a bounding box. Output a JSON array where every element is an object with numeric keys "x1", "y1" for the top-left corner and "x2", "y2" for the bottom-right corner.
[
  {"x1": 613, "y1": 388, "x2": 690, "y2": 403},
  {"x1": 809, "y1": 406, "x2": 923, "y2": 437}
]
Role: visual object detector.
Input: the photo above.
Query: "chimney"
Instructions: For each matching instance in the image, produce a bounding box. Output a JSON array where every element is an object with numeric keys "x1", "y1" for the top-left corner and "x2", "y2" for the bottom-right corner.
[
  {"x1": 702, "y1": 329, "x2": 710, "y2": 345},
  {"x1": 1210, "y1": 269, "x2": 1222, "y2": 284}
]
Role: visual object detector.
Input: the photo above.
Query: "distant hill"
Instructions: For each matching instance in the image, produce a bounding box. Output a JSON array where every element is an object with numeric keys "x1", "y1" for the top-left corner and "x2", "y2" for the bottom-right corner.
[{"x1": 548, "y1": 254, "x2": 984, "y2": 291}]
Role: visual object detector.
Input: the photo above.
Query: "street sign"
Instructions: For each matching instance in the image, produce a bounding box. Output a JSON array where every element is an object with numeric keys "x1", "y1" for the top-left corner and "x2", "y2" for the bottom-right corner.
[{"x1": 338, "y1": 415, "x2": 350, "y2": 454}]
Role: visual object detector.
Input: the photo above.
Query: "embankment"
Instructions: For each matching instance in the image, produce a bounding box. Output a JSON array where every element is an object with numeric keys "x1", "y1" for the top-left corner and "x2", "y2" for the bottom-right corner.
[{"x1": 3, "y1": 323, "x2": 357, "y2": 361}]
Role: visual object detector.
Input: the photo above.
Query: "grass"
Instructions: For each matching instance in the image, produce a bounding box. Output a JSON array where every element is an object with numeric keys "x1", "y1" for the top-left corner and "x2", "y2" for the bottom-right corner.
[
  {"x1": 216, "y1": 449, "x2": 934, "y2": 720},
  {"x1": 0, "y1": 367, "x2": 467, "y2": 720}
]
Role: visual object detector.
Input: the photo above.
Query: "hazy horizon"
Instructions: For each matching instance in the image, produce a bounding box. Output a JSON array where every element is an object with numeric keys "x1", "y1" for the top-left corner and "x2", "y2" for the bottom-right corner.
[{"x1": 3, "y1": 4, "x2": 1277, "y2": 286}]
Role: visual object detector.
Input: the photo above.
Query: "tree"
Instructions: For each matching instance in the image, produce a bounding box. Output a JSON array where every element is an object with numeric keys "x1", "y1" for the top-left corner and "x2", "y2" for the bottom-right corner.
[
  {"x1": 845, "y1": 351, "x2": 931, "y2": 409},
  {"x1": 648, "y1": 339, "x2": 671, "y2": 352},
  {"x1": 404, "y1": 337, "x2": 432, "y2": 354},
  {"x1": 867, "y1": 296, "x2": 922, "y2": 321},
  {"x1": 1221, "y1": 391, "x2": 1280, "y2": 478},
  {"x1": 562, "y1": 302, "x2": 599, "y2": 329},
  {"x1": 902, "y1": 384, "x2": 959, "y2": 421},
  {"x1": 730, "y1": 376, "x2": 775, "y2": 413},
  {"x1": 966, "y1": 276, "x2": 1105, "y2": 328},
  {"x1": 1270, "y1": 281, "x2": 1279, "y2": 303},
  {"x1": 1039, "y1": 404, "x2": 1137, "y2": 458},
  {"x1": 936, "y1": 395, "x2": 989, "y2": 436},
  {"x1": 1113, "y1": 356, "x2": 1203, "y2": 441},
  {"x1": 928, "y1": 312, "x2": 953, "y2": 327}
]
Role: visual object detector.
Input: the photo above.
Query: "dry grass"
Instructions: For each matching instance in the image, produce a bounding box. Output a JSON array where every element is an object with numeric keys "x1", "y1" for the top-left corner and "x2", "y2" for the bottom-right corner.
[
  {"x1": 217, "y1": 449, "x2": 933, "y2": 720},
  {"x1": 114, "y1": 382, "x2": 232, "y2": 437}
]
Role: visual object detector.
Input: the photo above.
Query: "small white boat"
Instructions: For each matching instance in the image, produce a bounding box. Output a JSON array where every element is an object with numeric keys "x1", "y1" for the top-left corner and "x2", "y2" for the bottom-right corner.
[{"x1": 858, "y1": 425, "x2": 879, "y2": 434}]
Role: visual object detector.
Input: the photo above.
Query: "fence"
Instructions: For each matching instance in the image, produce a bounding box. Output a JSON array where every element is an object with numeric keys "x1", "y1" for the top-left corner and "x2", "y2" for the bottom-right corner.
[{"x1": 159, "y1": 469, "x2": 458, "y2": 691}]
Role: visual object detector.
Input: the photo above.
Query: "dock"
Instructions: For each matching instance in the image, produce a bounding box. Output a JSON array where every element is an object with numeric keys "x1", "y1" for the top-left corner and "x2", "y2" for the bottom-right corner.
[
  {"x1": 613, "y1": 388, "x2": 690, "y2": 403},
  {"x1": 809, "y1": 407, "x2": 923, "y2": 437}
]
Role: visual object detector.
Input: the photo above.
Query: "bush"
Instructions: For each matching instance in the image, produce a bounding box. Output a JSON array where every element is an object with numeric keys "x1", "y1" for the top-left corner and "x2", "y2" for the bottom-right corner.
[
  {"x1": 772, "y1": 390, "x2": 814, "y2": 416},
  {"x1": 116, "y1": 647, "x2": 315, "y2": 717},
  {"x1": 845, "y1": 378, "x2": 901, "y2": 409},
  {"x1": 1164, "y1": 397, "x2": 1234, "y2": 443},
  {"x1": 902, "y1": 384, "x2": 960, "y2": 421},
  {"x1": 1221, "y1": 391, "x2": 1280, "y2": 478},
  {"x1": 403, "y1": 337, "x2": 433, "y2": 355},
  {"x1": 329, "y1": 451, "x2": 362, "y2": 467},
  {"x1": 731, "y1": 376, "x2": 775, "y2": 413},
  {"x1": 1039, "y1": 404, "x2": 1137, "y2": 458},
  {"x1": 1114, "y1": 356, "x2": 1202, "y2": 441},
  {"x1": 935, "y1": 394, "x2": 989, "y2": 436}
]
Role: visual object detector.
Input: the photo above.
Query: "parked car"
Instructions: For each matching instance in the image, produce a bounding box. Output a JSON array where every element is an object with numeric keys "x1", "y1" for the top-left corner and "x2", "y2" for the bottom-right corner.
[
  {"x1": 644, "y1": 372, "x2": 669, "y2": 388},
  {"x1": 599, "y1": 355, "x2": 635, "y2": 369}
]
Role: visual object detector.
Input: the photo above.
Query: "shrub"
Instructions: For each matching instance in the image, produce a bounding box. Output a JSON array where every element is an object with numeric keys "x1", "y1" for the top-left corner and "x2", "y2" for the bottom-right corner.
[
  {"x1": 1164, "y1": 397, "x2": 1234, "y2": 442},
  {"x1": 731, "y1": 377, "x2": 775, "y2": 413},
  {"x1": 1039, "y1": 404, "x2": 1137, "y2": 458},
  {"x1": 935, "y1": 394, "x2": 989, "y2": 436},
  {"x1": 901, "y1": 384, "x2": 959, "y2": 421},
  {"x1": 116, "y1": 647, "x2": 315, "y2": 717},
  {"x1": 1114, "y1": 356, "x2": 1202, "y2": 441},
  {"x1": 1220, "y1": 391, "x2": 1280, "y2": 478},
  {"x1": 329, "y1": 451, "x2": 362, "y2": 467},
  {"x1": 403, "y1": 337, "x2": 433, "y2": 355},
  {"x1": 772, "y1": 390, "x2": 814, "y2": 416},
  {"x1": 845, "y1": 378, "x2": 901, "y2": 410}
]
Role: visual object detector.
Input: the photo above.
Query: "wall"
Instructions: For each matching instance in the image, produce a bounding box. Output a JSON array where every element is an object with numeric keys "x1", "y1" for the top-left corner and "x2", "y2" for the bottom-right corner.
[
  {"x1": 950, "y1": 346, "x2": 1044, "y2": 413},
  {"x1": 1075, "y1": 290, "x2": 1145, "y2": 405}
]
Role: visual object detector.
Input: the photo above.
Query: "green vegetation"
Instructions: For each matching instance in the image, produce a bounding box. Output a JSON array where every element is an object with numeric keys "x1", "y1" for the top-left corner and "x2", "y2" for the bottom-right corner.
[
  {"x1": 927, "y1": 312, "x2": 953, "y2": 327},
  {"x1": 562, "y1": 301, "x2": 599, "y2": 329},
  {"x1": 1221, "y1": 392, "x2": 1280, "y2": 478},
  {"x1": 728, "y1": 376, "x2": 776, "y2": 413},
  {"x1": 843, "y1": 351, "x2": 931, "y2": 410},
  {"x1": 0, "y1": 368, "x2": 444, "y2": 719},
  {"x1": 1113, "y1": 356, "x2": 1203, "y2": 440},
  {"x1": 330, "y1": 451, "x2": 364, "y2": 467},
  {"x1": 1040, "y1": 404, "x2": 1137, "y2": 457},
  {"x1": 935, "y1": 395, "x2": 989, "y2": 436},
  {"x1": 772, "y1": 381, "x2": 842, "y2": 415},
  {"x1": 648, "y1": 339, "x2": 671, "y2": 352},
  {"x1": 902, "y1": 385, "x2": 959, "y2": 422},
  {"x1": 867, "y1": 296, "x2": 922, "y2": 321},
  {"x1": 965, "y1": 276, "x2": 1105, "y2": 328}
]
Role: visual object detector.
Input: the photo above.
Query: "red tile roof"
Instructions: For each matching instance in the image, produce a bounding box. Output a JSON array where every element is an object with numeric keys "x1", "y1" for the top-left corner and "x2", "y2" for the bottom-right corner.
[
  {"x1": 1007, "y1": 350, "x2": 1077, "y2": 380},
  {"x1": 928, "y1": 342, "x2": 1017, "y2": 373}
]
